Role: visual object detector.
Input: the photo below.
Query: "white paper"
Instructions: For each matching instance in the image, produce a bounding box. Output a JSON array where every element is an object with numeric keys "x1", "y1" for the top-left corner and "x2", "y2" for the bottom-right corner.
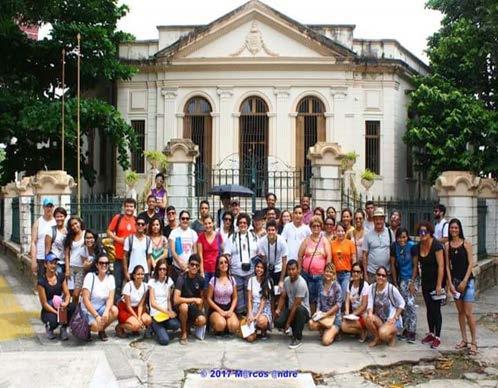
[
  {"x1": 344, "y1": 314, "x2": 359, "y2": 321},
  {"x1": 240, "y1": 322, "x2": 256, "y2": 338},
  {"x1": 312, "y1": 311, "x2": 325, "y2": 322},
  {"x1": 274, "y1": 285, "x2": 281, "y2": 295}
]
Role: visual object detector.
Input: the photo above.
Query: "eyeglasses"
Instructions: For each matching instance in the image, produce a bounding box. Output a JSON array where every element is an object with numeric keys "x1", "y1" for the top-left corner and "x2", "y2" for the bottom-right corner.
[
  {"x1": 223, "y1": 218, "x2": 233, "y2": 222},
  {"x1": 376, "y1": 273, "x2": 387, "y2": 278},
  {"x1": 219, "y1": 261, "x2": 228, "y2": 265},
  {"x1": 98, "y1": 262, "x2": 109, "y2": 266},
  {"x1": 181, "y1": 217, "x2": 190, "y2": 221},
  {"x1": 167, "y1": 211, "x2": 176, "y2": 215},
  {"x1": 158, "y1": 267, "x2": 167, "y2": 271},
  {"x1": 311, "y1": 224, "x2": 321, "y2": 228},
  {"x1": 238, "y1": 221, "x2": 247, "y2": 225},
  {"x1": 418, "y1": 229, "x2": 428, "y2": 236},
  {"x1": 325, "y1": 223, "x2": 334, "y2": 227},
  {"x1": 189, "y1": 262, "x2": 200, "y2": 268},
  {"x1": 137, "y1": 222, "x2": 146, "y2": 226},
  {"x1": 354, "y1": 217, "x2": 363, "y2": 220},
  {"x1": 352, "y1": 270, "x2": 362, "y2": 274}
]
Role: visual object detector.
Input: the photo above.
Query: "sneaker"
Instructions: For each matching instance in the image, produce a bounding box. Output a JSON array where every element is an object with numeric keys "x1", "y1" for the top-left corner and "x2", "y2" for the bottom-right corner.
[
  {"x1": 194, "y1": 325, "x2": 206, "y2": 340},
  {"x1": 60, "y1": 326, "x2": 69, "y2": 341},
  {"x1": 288, "y1": 338, "x2": 302, "y2": 349},
  {"x1": 421, "y1": 333, "x2": 435, "y2": 344},
  {"x1": 45, "y1": 324, "x2": 56, "y2": 340},
  {"x1": 407, "y1": 332, "x2": 416, "y2": 344},
  {"x1": 260, "y1": 332, "x2": 269, "y2": 341},
  {"x1": 431, "y1": 336, "x2": 441, "y2": 349},
  {"x1": 285, "y1": 327, "x2": 293, "y2": 337},
  {"x1": 144, "y1": 327, "x2": 153, "y2": 339}
]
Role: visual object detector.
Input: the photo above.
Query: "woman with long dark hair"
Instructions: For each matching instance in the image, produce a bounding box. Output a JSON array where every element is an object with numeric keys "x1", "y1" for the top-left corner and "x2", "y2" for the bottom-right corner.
[
  {"x1": 412, "y1": 221, "x2": 445, "y2": 349},
  {"x1": 445, "y1": 218, "x2": 477, "y2": 355},
  {"x1": 246, "y1": 258, "x2": 273, "y2": 342},
  {"x1": 64, "y1": 216, "x2": 86, "y2": 299},
  {"x1": 81, "y1": 229, "x2": 102, "y2": 274},
  {"x1": 340, "y1": 208, "x2": 355, "y2": 238},
  {"x1": 341, "y1": 262, "x2": 369, "y2": 342},
  {"x1": 207, "y1": 254, "x2": 239, "y2": 335},
  {"x1": 277, "y1": 210, "x2": 291, "y2": 234},
  {"x1": 148, "y1": 217, "x2": 168, "y2": 273}
]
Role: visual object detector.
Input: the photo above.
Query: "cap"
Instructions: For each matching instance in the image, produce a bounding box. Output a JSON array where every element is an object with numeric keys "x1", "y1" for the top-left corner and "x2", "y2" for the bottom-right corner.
[
  {"x1": 45, "y1": 252, "x2": 58, "y2": 262},
  {"x1": 42, "y1": 198, "x2": 54, "y2": 207},
  {"x1": 230, "y1": 199, "x2": 240, "y2": 205},
  {"x1": 373, "y1": 208, "x2": 385, "y2": 218}
]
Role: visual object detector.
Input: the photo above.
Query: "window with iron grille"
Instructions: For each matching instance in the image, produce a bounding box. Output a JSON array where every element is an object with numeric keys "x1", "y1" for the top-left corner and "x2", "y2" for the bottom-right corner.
[
  {"x1": 239, "y1": 96, "x2": 268, "y2": 196},
  {"x1": 365, "y1": 120, "x2": 380, "y2": 174},
  {"x1": 296, "y1": 96, "x2": 326, "y2": 192},
  {"x1": 183, "y1": 97, "x2": 212, "y2": 196},
  {"x1": 130, "y1": 120, "x2": 145, "y2": 173}
]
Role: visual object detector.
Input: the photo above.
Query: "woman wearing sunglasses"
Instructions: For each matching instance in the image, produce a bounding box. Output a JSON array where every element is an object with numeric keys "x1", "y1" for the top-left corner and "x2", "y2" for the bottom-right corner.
[
  {"x1": 411, "y1": 221, "x2": 445, "y2": 349},
  {"x1": 148, "y1": 258, "x2": 180, "y2": 346},
  {"x1": 168, "y1": 210, "x2": 198, "y2": 282},
  {"x1": 81, "y1": 255, "x2": 119, "y2": 341},
  {"x1": 341, "y1": 262, "x2": 369, "y2": 342},
  {"x1": 217, "y1": 212, "x2": 234, "y2": 241},
  {"x1": 365, "y1": 266, "x2": 405, "y2": 347}
]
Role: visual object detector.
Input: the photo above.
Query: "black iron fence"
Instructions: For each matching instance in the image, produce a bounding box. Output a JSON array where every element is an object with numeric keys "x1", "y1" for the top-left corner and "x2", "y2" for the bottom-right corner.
[
  {"x1": 0, "y1": 198, "x2": 4, "y2": 236},
  {"x1": 11, "y1": 197, "x2": 20, "y2": 244},
  {"x1": 477, "y1": 198, "x2": 487, "y2": 260}
]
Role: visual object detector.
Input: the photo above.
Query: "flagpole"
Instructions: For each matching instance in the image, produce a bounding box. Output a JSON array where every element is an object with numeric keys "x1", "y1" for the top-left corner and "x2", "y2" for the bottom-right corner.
[
  {"x1": 61, "y1": 48, "x2": 65, "y2": 171},
  {"x1": 76, "y1": 33, "x2": 81, "y2": 216}
]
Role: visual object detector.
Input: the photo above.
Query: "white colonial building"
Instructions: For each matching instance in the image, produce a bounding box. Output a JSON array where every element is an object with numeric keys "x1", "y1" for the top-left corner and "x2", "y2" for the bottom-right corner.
[{"x1": 115, "y1": 0, "x2": 428, "y2": 202}]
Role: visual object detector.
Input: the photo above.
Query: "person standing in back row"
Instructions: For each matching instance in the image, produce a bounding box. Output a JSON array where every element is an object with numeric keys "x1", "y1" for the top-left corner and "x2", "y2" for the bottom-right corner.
[
  {"x1": 31, "y1": 198, "x2": 56, "y2": 280},
  {"x1": 434, "y1": 204, "x2": 449, "y2": 244},
  {"x1": 301, "y1": 195, "x2": 313, "y2": 225},
  {"x1": 362, "y1": 208, "x2": 392, "y2": 284},
  {"x1": 281, "y1": 205, "x2": 311, "y2": 262},
  {"x1": 150, "y1": 173, "x2": 167, "y2": 221}
]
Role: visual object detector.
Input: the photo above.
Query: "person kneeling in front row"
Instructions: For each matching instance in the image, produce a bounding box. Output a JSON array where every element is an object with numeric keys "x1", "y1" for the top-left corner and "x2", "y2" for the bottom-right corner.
[
  {"x1": 174, "y1": 254, "x2": 207, "y2": 345},
  {"x1": 275, "y1": 260, "x2": 311, "y2": 349}
]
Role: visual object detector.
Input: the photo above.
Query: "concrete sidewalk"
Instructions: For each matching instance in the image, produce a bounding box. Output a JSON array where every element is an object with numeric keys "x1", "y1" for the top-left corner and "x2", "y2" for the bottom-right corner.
[{"x1": 1, "y1": 252, "x2": 497, "y2": 387}]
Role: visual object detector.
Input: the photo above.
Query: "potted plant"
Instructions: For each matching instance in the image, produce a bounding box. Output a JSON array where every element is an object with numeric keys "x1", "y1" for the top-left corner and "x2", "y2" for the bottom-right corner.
[
  {"x1": 341, "y1": 151, "x2": 358, "y2": 171},
  {"x1": 143, "y1": 150, "x2": 168, "y2": 171},
  {"x1": 360, "y1": 169, "x2": 377, "y2": 191}
]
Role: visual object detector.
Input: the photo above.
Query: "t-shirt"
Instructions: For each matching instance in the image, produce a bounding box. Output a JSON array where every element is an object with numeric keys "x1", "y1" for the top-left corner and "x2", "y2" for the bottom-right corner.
[
  {"x1": 209, "y1": 276, "x2": 235, "y2": 306},
  {"x1": 191, "y1": 219, "x2": 205, "y2": 235},
  {"x1": 137, "y1": 210, "x2": 156, "y2": 226},
  {"x1": 390, "y1": 240, "x2": 417, "y2": 281},
  {"x1": 317, "y1": 281, "x2": 343, "y2": 315},
  {"x1": 257, "y1": 235, "x2": 288, "y2": 273},
  {"x1": 46, "y1": 226, "x2": 66, "y2": 264},
  {"x1": 198, "y1": 232, "x2": 223, "y2": 273},
  {"x1": 362, "y1": 227, "x2": 392, "y2": 274},
  {"x1": 364, "y1": 220, "x2": 375, "y2": 233},
  {"x1": 348, "y1": 281, "x2": 370, "y2": 311},
  {"x1": 38, "y1": 273, "x2": 65, "y2": 304},
  {"x1": 175, "y1": 273, "x2": 205, "y2": 298},
  {"x1": 124, "y1": 235, "x2": 151, "y2": 274},
  {"x1": 151, "y1": 187, "x2": 167, "y2": 220},
  {"x1": 303, "y1": 210, "x2": 313, "y2": 225},
  {"x1": 36, "y1": 216, "x2": 56, "y2": 260},
  {"x1": 368, "y1": 283, "x2": 405, "y2": 322},
  {"x1": 224, "y1": 231, "x2": 259, "y2": 277},
  {"x1": 168, "y1": 227, "x2": 198, "y2": 269},
  {"x1": 301, "y1": 237, "x2": 328, "y2": 275},
  {"x1": 434, "y1": 219, "x2": 449, "y2": 240},
  {"x1": 247, "y1": 275, "x2": 272, "y2": 306},
  {"x1": 69, "y1": 231, "x2": 86, "y2": 267},
  {"x1": 281, "y1": 222, "x2": 311, "y2": 261},
  {"x1": 122, "y1": 280, "x2": 148, "y2": 307},
  {"x1": 283, "y1": 275, "x2": 310, "y2": 315},
  {"x1": 108, "y1": 214, "x2": 137, "y2": 260},
  {"x1": 81, "y1": 272, "x2": 115, "y2": 313},
  {"x1": 148, "y1": 277, "x2": 174, "y2": 316},
  {"x1": 331, "y1": 238, "x2": 356, "y2": 272}
]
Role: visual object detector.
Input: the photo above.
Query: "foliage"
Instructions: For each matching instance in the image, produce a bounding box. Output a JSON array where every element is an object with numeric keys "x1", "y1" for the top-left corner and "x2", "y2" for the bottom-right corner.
[
  {"x1": 125, "y1": 170, "x2": 139, "y2": 186},
  {"x1": 0, "y1": 0, "x2": 137, "y2": 185},
  {"x1": 361, "y1": 169, "x2": 377, "y2": 181},
  {"x1": 404, "y1": 0, "x2": 498, "y2": 181},
  {"x1": 144, "y1": 150, "x2": 168, "y2": 171},
  {"x1": 340, "y1": 151, "x2": 358, "y2": 171}
]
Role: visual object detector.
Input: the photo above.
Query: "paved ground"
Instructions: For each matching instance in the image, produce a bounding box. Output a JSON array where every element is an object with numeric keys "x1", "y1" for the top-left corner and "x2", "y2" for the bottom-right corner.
[{"x1": 1, "y1": 252, "x2": 497, "y2": 387}]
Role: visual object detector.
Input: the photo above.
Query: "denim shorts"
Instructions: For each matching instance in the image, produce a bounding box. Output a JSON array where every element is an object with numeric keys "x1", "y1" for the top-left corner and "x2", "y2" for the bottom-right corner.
[
  {"x1": 301, "y1": 271, "x2": 323, "y2": 305},
  {"x1": 83, "y1": 304, "x2": 106, "y2": 326},
  {"x1": 460, "y1": 278, "x2": 475, "y2": 302}
]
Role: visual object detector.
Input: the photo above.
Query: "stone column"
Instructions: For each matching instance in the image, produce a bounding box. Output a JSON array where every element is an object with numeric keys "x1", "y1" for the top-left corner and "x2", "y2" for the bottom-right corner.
[
  {"x1": 330, "y1": 87, "x2": 348, "y2": 143},
  {"x1": 15, "y1": 177, "x2": 34, "y2": 253},
  {"x1": 30, "y1": 170, "x2": 76, "y2": 215},
  {"x1": 307, "y1": 142, "x2": 343, "y2": 211},
  {"x1": 434, "y1": 171, "x2": 480, "y2": 261},
  {"x1": 162, "y1": 87, "x2": 178, "y2": 140},
  {"x1": 478, "y1": 178, "x2": 498, "y2": 258},
  {"x1": 217, "y1": 87, "x2": 234, "y2": 165},
  {"x1": 164, "y1": 138, "x2": 199, "y2": 214},
  {"x1": 1, "y1": 182, "x2": 17, "y2": 242}
]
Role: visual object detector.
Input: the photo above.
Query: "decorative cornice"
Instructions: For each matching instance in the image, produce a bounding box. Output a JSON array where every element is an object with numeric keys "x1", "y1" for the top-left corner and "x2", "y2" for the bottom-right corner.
[
  {"x1": 434, "y1": 171, "x2": 481, "y2": 197},
  {"x1": 217, "y1": 87, "x2": 234, "y2": 98},
  {"x1": 161, "y1": 87, "x2": 178, "y2": 99},
  {"x1": 273, "y1": 87, "x2": 291, "y2": 98}
]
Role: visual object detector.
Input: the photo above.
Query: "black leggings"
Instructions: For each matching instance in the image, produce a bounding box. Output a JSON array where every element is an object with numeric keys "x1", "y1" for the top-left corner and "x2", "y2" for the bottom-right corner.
[{"x1": 422, "y1": 287, "x2": 442, "y2": 337}]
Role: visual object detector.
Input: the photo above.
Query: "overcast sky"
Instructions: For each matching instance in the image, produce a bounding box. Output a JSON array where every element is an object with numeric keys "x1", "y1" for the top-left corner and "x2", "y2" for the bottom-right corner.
[{"x1": 117, "y1": 0, "x2": 443, "y2": 63}]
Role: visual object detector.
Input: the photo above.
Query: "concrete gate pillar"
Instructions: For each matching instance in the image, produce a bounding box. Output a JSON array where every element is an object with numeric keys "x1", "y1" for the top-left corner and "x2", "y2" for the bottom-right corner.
[
  {"x1": 1, "y1": 182, "x2": 18, "y2": 242},
  {"x1": 30, "y1": 170, "x2": 76, "y2": 215},
  {"x1": 307, "y1": 142, "x2": 343, "y2": 211},
  {"x1": 15, "y1": 177, "x2": 34, "y2": 253},
  {"x1": 478, "y1": 178, "x2": 498, "y2": 258},
  {"x1": 164, "y1": 138, "x2": 199, "y2": 215},
  {"x1": 434, "y1": 171, "x2": 480, "y2": 261}
]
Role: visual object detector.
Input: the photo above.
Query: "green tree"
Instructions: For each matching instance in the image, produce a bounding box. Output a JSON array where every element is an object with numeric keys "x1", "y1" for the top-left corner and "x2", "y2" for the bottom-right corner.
[
  {"x1": 404, "y1": 0, "x2": 498, "y2": 181},
  {"x1": 0, "y1": 0, "x2": 137, "y2": 185}
]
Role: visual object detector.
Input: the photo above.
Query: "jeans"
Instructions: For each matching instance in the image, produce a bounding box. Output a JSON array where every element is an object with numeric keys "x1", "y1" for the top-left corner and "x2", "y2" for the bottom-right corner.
[
  {"x1": 41, "y1": 303, "x2": 75, "y2": 330},
  {"x1": 301, "y1": 271, "x2": 322, "y2": 305},
  {"x1": 275, "y1": 305, "x2": 310, "y2": 341},
  {"x1": 234, "y1": 274, "x2": 251, "y2": 314},
  {"x1": 113, "y1": 260, "x2": 124, "y2": 303},
  {"x1": 151, "y1": 318, "x2": 180, "y2": 345},
  {"x1": 336, "y1": 271, "x2": 351, "y2": 302}
]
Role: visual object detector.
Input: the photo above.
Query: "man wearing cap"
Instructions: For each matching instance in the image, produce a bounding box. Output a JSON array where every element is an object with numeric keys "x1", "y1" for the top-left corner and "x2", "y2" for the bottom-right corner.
[
  {"x1": 362, "y1": 208, "x2": 393, "y2": 284},
  {"x1": 230, "y1": 199, "x2": 241, "y2": 220},
  {"x1": 31, "y1": 198, "x2": 56, "y2": 280}
]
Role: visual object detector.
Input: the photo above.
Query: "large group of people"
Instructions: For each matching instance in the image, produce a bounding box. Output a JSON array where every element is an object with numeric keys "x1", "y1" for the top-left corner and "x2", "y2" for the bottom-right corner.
[{"x1": 30, "y1": 176, "x2": 478, "y2": 354}]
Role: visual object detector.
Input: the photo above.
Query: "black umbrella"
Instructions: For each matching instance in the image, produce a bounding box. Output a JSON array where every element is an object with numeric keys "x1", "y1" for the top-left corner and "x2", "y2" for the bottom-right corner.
[{"x1": 208, "y1": 184, "x2": 254, "y2": 197}]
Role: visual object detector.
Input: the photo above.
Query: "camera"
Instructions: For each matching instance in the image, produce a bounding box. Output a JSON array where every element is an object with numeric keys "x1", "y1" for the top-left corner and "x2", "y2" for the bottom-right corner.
[{"x1": 268, "y1": 263, "x2": 275, "y2": 273}]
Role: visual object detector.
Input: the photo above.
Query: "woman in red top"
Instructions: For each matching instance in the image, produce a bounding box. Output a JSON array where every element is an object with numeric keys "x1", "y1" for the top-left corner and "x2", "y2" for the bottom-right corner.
[
  {"x1": 331, "y1": 222, "x2": 356, "y2": 300},
  {"x1": 197, "y1": 215, "x2": 223, "y2": 286}
]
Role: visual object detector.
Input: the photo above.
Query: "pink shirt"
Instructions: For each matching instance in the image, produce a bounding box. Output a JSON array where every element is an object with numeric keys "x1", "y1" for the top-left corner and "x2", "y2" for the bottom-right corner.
[
  {"x1": 303, "y1": 210, "x2": 313, "y2": 225},
  {"x1": 302, "y1": 237, "x2": 328, "y2": 275}
]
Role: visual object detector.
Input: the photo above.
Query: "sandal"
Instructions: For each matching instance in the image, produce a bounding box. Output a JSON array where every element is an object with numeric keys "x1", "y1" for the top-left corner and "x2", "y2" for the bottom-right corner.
[
  {"x1": 455, "y1": 340, "x2": 468, "y2": 350},
  {"x1": 469, "y1": 342, "x2": 478, "y2": 356},
  {"x1": 115, "y1": 325, "x2": 128, "y2": 339},
  {"x1": 180, "y1": 337, "x2": 188, "y2": 345}
]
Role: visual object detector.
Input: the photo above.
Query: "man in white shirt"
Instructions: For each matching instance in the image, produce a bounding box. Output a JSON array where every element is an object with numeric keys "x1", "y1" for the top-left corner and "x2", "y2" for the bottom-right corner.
[
  {"x1": 282, "y1": 205, "x2": 311, "y2": 261},
  {"x1": 31, "y1": 198, "x2": 56, "y2": 280},
  {"x1": 433, "y1": 204, "x2": 449, "y2": 244}
]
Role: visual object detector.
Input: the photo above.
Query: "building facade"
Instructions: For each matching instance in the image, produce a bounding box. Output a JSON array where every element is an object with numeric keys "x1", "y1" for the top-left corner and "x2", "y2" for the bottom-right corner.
[{"x1": 116, "y1": 0, "x2": 429, "y2": 200}]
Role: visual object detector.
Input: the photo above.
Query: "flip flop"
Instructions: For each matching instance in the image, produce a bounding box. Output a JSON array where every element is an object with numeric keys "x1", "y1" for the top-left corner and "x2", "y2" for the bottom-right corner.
[
  {"x1": 180, "y1": 336, "x2": 188, "y2": 345},
  {"x1": 455, "y1": 340, "x2": 468, "y2": 350}
]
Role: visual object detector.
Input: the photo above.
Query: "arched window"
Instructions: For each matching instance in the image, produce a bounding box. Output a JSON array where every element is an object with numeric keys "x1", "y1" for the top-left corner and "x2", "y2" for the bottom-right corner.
[
  {"x1": 239, "y1": 96, "x2": 268, "y2": 196},
  {"x1": 183, "y1": 97, "x2": 212, "y2": 196},
  {"x1": 296, "y1": 96, "x2": 326, "y2": 189}
]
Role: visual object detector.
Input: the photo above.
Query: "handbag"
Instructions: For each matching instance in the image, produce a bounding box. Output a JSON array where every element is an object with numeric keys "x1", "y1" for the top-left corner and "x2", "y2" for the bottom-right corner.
[
  {"x1": 319, "y1": 314, "x2": 335, "y2": 329},
  {"x1": 69, "y1": 274, "x2": 95, "y2": 340}
]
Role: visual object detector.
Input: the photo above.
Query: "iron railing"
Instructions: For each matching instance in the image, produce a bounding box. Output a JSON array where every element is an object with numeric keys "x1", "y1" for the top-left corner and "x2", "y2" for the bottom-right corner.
[
  {"x1": 477, "y1": 198, "x2": 487, "y2": 260},
  {"x1": 0, "y1": 198, "x2": 4, "y2": 236},
  {"x1": 11, "y1": 197, "x2": 20, "y2": 244}
]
